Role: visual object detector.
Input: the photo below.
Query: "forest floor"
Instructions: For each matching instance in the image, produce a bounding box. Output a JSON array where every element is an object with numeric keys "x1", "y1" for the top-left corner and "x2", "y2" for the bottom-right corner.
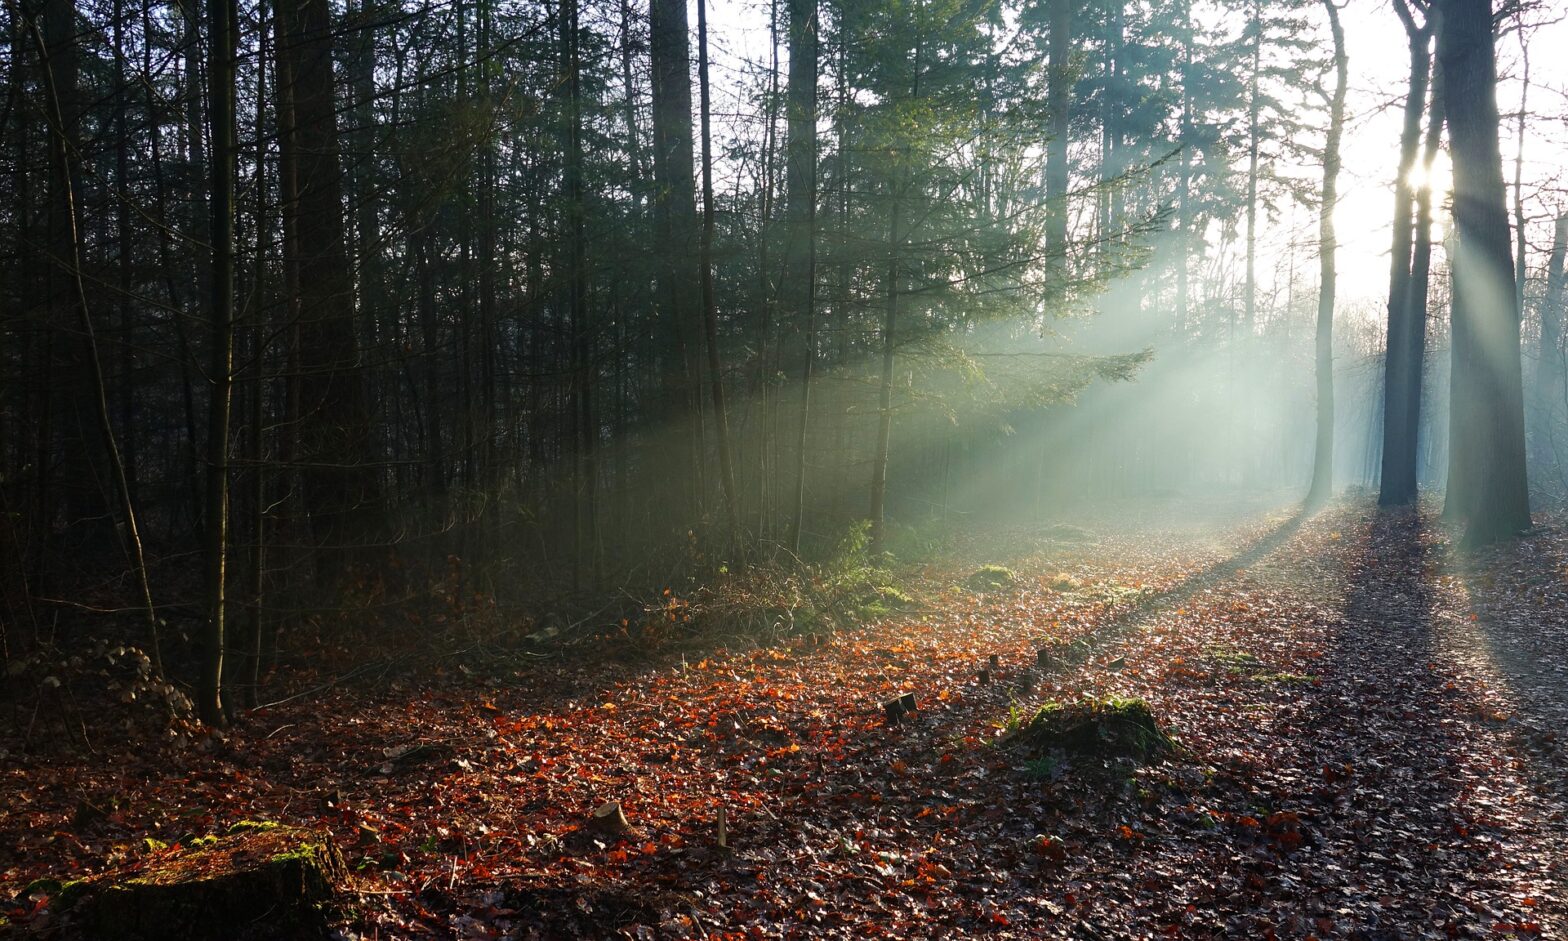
[{"x1": 5, "y1": 496, "x2": 1568, "y2": 939}]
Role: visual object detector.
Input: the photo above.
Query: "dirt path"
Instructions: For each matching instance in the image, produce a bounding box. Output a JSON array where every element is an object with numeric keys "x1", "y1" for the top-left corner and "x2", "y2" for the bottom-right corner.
[{"x1": 4, "y1": 501, "x2": 1566, "y2": 939}]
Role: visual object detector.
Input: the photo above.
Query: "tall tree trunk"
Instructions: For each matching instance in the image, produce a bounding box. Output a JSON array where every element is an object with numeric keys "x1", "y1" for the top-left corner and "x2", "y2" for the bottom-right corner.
[
  {"x1": 869, "y1": 27, "x2": 921, "y2": 556},
  {"x1": 751, "y1": 0, "x2": 780, "y2": 538},
  {"x1": 1307, "y1": 0, "x2": 1345, "y2": 507},
  {"x1": 112, "y1": 0, "x2": 136, "y2": 506},
  {"x1": 868, "y1": 183, "x2": 901, "y2": 556},
  {"x1": 1535, "y1": 214, "x2": 1568, "y2": 439},
  {"x1": 1399, "y1": 68, "x2": 1444, "y2": 496},
  {"x1": 41, "y1": 0, "x2": 80, "y2": 557},
  {"x1": 477, "y1": 0, "x2": 497, "y2": 486},
  {"x1": 1174, "y1": 0, "x2": 1193, "y2": 330},
  {"x1": 1043, "y1": 0, "x2": 1071, "y2": 295},
  {"x1": 271, "y1": 0, "x2": 306, "y2": 619},
  {"x1": 281, "y1": 0, "x2": 376, "y2": 574},
  {"x1": 1097, "y1": 0, "x2": 1122, "y2": 276},
  {"x1": 1378, "y1": 2, "x2": 1431, "y2": 506},
  {"x1": 784, "y1": 0, "x2": 817, "y2": 555},
  {"x1": 350, "y1": 0, "x2": 382, "y2": 442},
  {"x1": 1439, "y1": 0, "x2": 1530, "y2": 544},
  {"x1": 1243, "y1": 0, "x2": 1260, "y2": 331},
  {"x1": 695, "y1": 0, "x2": 738, "y2": 539},
  {"x1": 199, "y1": 0, "x2": 237, "y2": 727},
  {"x1": 244, "y1": 20, "x2": 271, "y2": 710},
  {"x1": 1511, "y1": 39, "x2": 1528, "y2": 325},
  {"x1": 648, "y1": 0, "x2": 704, "y2": 521},
  {"x1": 563, "y1": 0, "x2": 596, "y2": 577}
]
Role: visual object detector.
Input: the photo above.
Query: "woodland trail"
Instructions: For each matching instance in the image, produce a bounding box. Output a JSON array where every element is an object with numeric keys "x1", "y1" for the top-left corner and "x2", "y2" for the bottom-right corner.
[{"x1": 5, "y1": 500, "x2": 1568, "y2": 939}]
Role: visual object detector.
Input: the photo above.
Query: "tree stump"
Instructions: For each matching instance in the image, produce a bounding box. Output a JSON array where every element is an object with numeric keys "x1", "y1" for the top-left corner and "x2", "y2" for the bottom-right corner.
[
  {"x1": 1006, "y1": 697, "x2": 1173, "y2": 765},
  {"x1": 883, "y1": 692, "x2": 918, "y2": 724},
  {"x1": 58, "y1": 824, "x2": 345, "y2": 940},
  {"x1": 590, "y1": 801, "x2": 631, "y2": 836}
]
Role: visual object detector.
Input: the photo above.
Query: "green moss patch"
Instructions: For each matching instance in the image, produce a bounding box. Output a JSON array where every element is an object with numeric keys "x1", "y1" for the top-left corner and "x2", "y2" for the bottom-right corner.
[
  {"x1": 56, "y1": 825, "x2": 345, "y2": 940},
  {"x1": 964, "y1": 564, "x2": 1016, "y2": 591},
  {"x1": 1005, "y1": 697, "x2": 1174, "y2": 765}
]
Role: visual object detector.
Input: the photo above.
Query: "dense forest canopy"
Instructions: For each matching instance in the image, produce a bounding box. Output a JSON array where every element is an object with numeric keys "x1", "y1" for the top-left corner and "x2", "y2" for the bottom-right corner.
[{"x1": 1, "y1": 0, "x2": 1566, "y2": 720}]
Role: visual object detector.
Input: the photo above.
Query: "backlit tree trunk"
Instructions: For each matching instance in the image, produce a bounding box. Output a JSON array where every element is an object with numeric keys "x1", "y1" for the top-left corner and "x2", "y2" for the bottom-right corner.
[
  {"x1": 1439, "y1": 0, "x2": 1530, "y2": 544},
  {"x1": 1378, "y1": 0, "x2": 1431, "y2": 507},
  {"x1": 1307, "y1": 0, "x2": 1345, "y2": 508}
]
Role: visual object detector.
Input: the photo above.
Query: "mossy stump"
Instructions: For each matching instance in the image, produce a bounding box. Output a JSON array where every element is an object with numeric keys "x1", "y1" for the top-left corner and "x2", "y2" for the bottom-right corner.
[
  {"x1": 964, "y1": 565, "x2": 1016, "y2": 591},
  {"x1": 1006, "y1": 697, "x2": 1173, "y2": 765},
  {"x1": 61, "y1": 826, "x2": 345, "y2": 940}
]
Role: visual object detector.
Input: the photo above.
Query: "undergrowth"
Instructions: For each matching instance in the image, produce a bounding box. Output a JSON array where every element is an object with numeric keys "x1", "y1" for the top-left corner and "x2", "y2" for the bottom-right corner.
[{"x1": 619, "y1": 521, "x2": 923, "y2": 653}]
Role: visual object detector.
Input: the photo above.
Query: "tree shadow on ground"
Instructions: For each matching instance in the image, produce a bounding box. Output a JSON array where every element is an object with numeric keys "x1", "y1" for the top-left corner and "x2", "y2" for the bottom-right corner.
[
  {"x1": 1256, "y1": 507, "x2": 1556, "y2": 936},
  {"x1": 1064, "y1": 504, "x2": 1312, "y2": 658}
]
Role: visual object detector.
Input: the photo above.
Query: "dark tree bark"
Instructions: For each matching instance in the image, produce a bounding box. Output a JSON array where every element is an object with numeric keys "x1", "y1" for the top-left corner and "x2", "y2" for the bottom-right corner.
[
  {"x1": 1438, "y1": 0, "x2": 1530, "y2": 544},
  {"x1": 279, "y1": 0, "x2": 377, "y2": 572},
  {"x1": 649, "y1": 0, "x2": 704, "y2": 519}
]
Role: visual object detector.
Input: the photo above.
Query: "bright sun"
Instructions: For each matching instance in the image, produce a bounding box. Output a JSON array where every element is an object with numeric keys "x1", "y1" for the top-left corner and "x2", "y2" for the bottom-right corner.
[{"x1": 1404, "y1": 150, "x2": 1453, "y2": 195}]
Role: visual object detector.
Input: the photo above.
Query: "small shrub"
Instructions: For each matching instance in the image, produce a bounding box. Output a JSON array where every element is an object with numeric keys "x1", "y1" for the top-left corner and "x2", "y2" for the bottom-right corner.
[{"x1": 1022, "y1": 755, "x2": 1064, "y2": 781}]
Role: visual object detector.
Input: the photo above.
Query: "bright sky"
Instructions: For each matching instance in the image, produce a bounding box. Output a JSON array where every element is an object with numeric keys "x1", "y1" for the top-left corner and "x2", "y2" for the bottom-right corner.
[
  {"x1": 1328, "y1": 0, "x2": 1568, "y2": 312},
  {"x1": 697, "y1": 0, "x2": 1568, "y2": 317}
]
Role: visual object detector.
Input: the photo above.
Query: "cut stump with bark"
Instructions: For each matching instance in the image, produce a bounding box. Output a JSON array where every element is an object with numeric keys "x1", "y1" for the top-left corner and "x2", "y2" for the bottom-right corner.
[
  {"x1": 590, "y1": 801, "x2": 631, "y2": 836},
  {"x1": 57, "y1": 824, "x2": 345, "y2": 940},
  {"x1": 883, "y1": 692, "x2": 919, "y2": 725}
]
